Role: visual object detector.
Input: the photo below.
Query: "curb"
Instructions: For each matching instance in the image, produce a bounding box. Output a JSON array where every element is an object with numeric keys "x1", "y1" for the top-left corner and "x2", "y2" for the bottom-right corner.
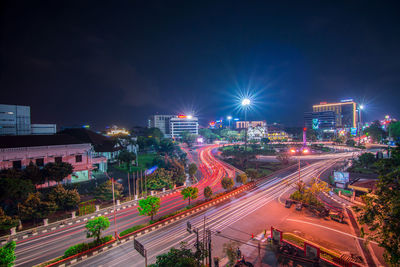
[
  {"x1": 37, "y1": 183, "x2": 256, "y2": 267},
  {"x1": 1, "y1": 188, "x2": 183, "y2": 245}
]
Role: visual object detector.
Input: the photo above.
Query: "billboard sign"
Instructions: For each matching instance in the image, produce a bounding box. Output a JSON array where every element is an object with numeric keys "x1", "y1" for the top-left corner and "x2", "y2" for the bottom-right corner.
[
  {"x1": 350, "y1": 127, "x2": 357, "y2": 136},
  {"x1": 334, "y1": 171, "x2": 349, "y2": 183}
]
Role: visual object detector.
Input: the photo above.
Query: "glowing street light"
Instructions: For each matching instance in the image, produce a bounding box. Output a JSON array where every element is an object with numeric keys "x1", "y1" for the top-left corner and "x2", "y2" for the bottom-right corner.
[
  {"x1": 358, "y1": 104, "x2": 365, "y2": 146},
  {"x1": 241, "y1": 98, "x2": 251, "y2": 106},
  {"x1": 241, "y1": 98, "x2": 252, "y2": 155},
  {"x1": 227, "y1": 116, "x2": 232, "y2": 129}
]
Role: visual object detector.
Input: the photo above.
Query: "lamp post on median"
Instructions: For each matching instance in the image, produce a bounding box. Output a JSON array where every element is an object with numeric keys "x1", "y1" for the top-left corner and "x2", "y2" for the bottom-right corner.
[
  {"x1": 227, "y1": 116, "x2": 232, "y2": 129},
  {"x1": 241, "y1": 98, "x2": 251, "y2": 157},
  {"x1": 290, "y1": 147, "x2": 309, "y2": 182},
  {"x1": 358, "y1": 105, "x2": 364, "y2": 146}
]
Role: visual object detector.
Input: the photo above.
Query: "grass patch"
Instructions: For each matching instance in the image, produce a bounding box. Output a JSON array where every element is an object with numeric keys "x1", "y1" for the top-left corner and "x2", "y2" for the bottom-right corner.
[
  {"x1": 116, "y1": 153, "x2": 158, "y2": 172},
  {"x1": 334, "y1": 188, "x2": 353, "y2": 196},
  {"x1": 120, "y1": 224, "x2": 148, "y2": 237}
]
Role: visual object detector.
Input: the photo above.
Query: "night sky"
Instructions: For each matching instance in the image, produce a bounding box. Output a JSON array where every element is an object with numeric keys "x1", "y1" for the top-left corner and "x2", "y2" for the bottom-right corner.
[{"x1": 1, "y1": 1, "x2": 400, "y2": 130}]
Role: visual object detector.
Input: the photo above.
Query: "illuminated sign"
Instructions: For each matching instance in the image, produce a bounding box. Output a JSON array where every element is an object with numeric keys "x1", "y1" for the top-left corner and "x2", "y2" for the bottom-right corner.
[
  {"x1": 334, "y1": 171, "x2": 349, "y2": 183},
  {"x1": 312, "y1": 118, "x2": 319, "y2": 130},
  {"x1": 209, "y1": 121, "x2": 216, "y2": 126},
  {"x1": 178, "y1": 115, "x2": 187, "y2": 118},
  {"x1": 350, "y1": 127, "x2": 357, "y2": 136}
]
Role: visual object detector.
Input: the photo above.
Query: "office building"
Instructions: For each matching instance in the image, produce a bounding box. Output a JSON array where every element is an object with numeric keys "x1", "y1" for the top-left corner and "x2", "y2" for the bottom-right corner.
[
  {"x1": 0, "y1": 104, "x2": 57, "y2": 135},
  {"x1": 235, "y1": 120, "x2": 267, "y2": 129},
  {"x1": 312, "y1": 100, "x2": 357, "y2": 128},
  {"x1": 31, "y1": 124, "x2": 57, "y2": 135},
  {"x1": 304, "y1": 111, "x2": 336, "y2": 130},
  {"x1": 0, "y1": 104, "x2": 31, "y2": 135},
  {"x1": 170, "y1": 115, "x2": 199, "y2": 139},
  {"x1": 148, "y1": 115, "x2": 175, "y2": 137}
]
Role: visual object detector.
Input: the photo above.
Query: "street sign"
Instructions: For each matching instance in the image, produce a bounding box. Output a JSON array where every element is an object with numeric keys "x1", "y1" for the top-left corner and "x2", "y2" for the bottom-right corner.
[{"x1": 134, "y1": 239, "x2": 146, "y2": 257}]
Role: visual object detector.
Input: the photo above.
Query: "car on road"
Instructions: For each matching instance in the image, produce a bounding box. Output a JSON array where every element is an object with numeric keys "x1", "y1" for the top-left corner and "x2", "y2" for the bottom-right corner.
[
  {"x1": 295, "y1": 203, "x2": 302, "y2": 211},
  {"x1": 285, "y1": 200, "x2": 293, "y2": 208}
]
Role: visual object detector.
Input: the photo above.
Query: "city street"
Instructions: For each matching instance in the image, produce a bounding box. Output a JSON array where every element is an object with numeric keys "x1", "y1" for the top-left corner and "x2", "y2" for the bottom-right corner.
[
  {"x1": 14, "y1": 144, "x2": 235, "y2": 266},
  {"x1": 73, "y1": 156, "x2": 349, "y2": 266}
]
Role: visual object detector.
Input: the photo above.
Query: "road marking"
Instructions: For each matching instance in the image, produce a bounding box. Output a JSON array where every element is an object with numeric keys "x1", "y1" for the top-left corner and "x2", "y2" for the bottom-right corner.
[{"x1": 286, "y1": 218, "x2": 378, "y2": 244}]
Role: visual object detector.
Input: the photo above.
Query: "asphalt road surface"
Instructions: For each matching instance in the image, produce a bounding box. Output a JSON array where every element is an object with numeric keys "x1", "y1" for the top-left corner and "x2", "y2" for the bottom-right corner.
[
  {"x1": 14, "y1": 144, "x2": 236, "y2": 267},
  {"x1": 73, "y1": 156, "x2": 348, "y2": 266}
]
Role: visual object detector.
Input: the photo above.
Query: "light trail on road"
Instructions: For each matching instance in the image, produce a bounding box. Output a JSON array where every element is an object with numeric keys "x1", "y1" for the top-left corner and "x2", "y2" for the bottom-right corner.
[
  {"x1": 14, "y1": 144, "x2": 236, "y2": 266},
  {"x1": 73, "y1": 157, "x2": 345, "y2": 267}
]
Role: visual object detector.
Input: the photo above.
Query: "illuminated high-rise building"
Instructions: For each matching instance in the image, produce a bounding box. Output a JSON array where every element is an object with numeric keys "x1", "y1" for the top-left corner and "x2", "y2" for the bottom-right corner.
[{"x1": 312, "y1": 100, "x2": 357, "y2": 129}]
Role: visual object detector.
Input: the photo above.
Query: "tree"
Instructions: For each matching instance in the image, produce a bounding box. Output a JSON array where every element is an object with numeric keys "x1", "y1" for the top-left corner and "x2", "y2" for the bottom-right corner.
[
  {"x1": 388, "y1": 121, "x2": 400, "y2": 141},
  {"x1": 223, "y1": 241, "x2": 240, "y2": 266},
  {"x1": 306, "y1": 128, "x2": 318, "y2": 141},
  {"x1": 357, "y1": 168, "x2": 400, "y2": 265},
  {"x1": 364, "y1": 120, "x2": 386, "y2": 143},
  {"x1": 181, "y1": 186, "x2": 198, "y2": 206},
  {"x1": 93, "y1": 180, "x2": 123, "y2": 202},
  {"x1": 117, "y1": 150, "x2": 136, "y2": 168},
  {"x1": 245, "y1": 168, "x2": 258, "y2": 181},
  {"x1": 146, "y1": 168, "x2": 174, "y2": 190},
  {"x1": 48, "y1": 185, "x2": 80, "y2": 211},
  {"x1": 43, "y1": 162, "x2": 73, "y2": 184},
  {"x1": 235, "y1": 173, "x2": 248, "y2": 185},
  {"x1": 138, "y1": 196, "x2": 160, "y2": 221},
  {"x1": 346, "y1": 139, "x2": 356, "y2": 147},
  {"x1": 158, "y1": 138, "x2": 175, "y2": 154},
  {"x1": 150, "y1": 242, "x2": 202, "y2": 267},
  {"x1": 188, "y1": 163, "x2": 197, "y2": 178},
  {"x1": 0, "y1": 208, "x2": 18, "y2": 231},
  {"x1": 0, "y1": 241, "x2": 16, "y2": 267},
  {"x1": 85, "y1": 216, "x2": 110, "y2": 243},
  {"x1": 169, "y1": 159, "x2": 186, "y2": 186},
  {"x1": 203, "y1": 186, "x2": 213, "y2": 199},
  {"x1": 181, "y1": 131, "x2": 197, "y2": 147},
  {"x1": 276, "y1": 152, "x2": 291, "y2": 165},
  {"x1": 0, "y1": 170, "x2": 34, "y2": 207},
  {"x1": 358, "y1": 152, "x2": 376, "y2": 168},
  {"x1": 221, "y1": 177, "x2": 234, "y2": 191},
  {"x1": 18, "y1": 192, "x2": 57, "y2": 224},
  {"x1": 309, "y1": 178, "x2": 330, "y2": 195},
  {"x1": 23, "y1": 162, "x2": 44, "y2": 185}
]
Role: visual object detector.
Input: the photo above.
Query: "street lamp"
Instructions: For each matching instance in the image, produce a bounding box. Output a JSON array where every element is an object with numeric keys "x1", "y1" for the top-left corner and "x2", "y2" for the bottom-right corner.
[
  {"x1": 227, "y1": 116, "x2": 232, "y2": 129},
  {"x1": 358, "y1": 105, "x2": 364, "y2": 146},
  {"x1": 290, "y1": 148, "x2": 308, "y2": 182},
  {"x1": 241, "y1": 98, "x2": 251, "y2": 156}
]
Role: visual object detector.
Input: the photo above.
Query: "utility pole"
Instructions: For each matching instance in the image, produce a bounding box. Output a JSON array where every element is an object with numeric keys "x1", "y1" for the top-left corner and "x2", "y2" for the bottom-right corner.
[
  {"x1": 207, "y1": 229, "x2": 212, "y2": 267},
  {"x1": 112, "y1": 178, "x2": 117, "y2": 239},
  {"x1": 127, "y1": 167, "x2": 131, "y2": 200}
]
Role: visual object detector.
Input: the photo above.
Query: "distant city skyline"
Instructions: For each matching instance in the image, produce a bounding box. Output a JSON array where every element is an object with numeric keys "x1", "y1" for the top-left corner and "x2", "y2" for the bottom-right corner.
[{"x1": 2, "y1": 1, "x2": 399, "y2": 129}]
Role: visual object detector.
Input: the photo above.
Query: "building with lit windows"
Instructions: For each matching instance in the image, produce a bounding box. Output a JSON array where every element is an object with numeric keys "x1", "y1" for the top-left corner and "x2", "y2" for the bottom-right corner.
[
  {"x1": 0, "y1": 104, "x2": 56, "y2": 135},
  {"x1": 170, "y1": 115, "x2": 199, "y2": 139},
  {"x1": 148, "y1": 115, "x2": 175, "y2": 137},
  {"x1": 304, "y1": 111, "x2": 336, "y2": 130},
  {"x1": 312, "y1": 100, "x2": 357, "y2": 129},
  {"x1": 235, "y1": 120, "x2": 267, "y2": 129}
]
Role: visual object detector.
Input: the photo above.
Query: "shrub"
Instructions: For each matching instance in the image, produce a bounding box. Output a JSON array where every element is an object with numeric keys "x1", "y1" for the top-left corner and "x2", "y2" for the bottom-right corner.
[
  {"x1": 120, "y1": 224, "x2": 147, "y2": 237},
  {"x1": 64, "y1": 235, "x2": 112, "y2": 258}
]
